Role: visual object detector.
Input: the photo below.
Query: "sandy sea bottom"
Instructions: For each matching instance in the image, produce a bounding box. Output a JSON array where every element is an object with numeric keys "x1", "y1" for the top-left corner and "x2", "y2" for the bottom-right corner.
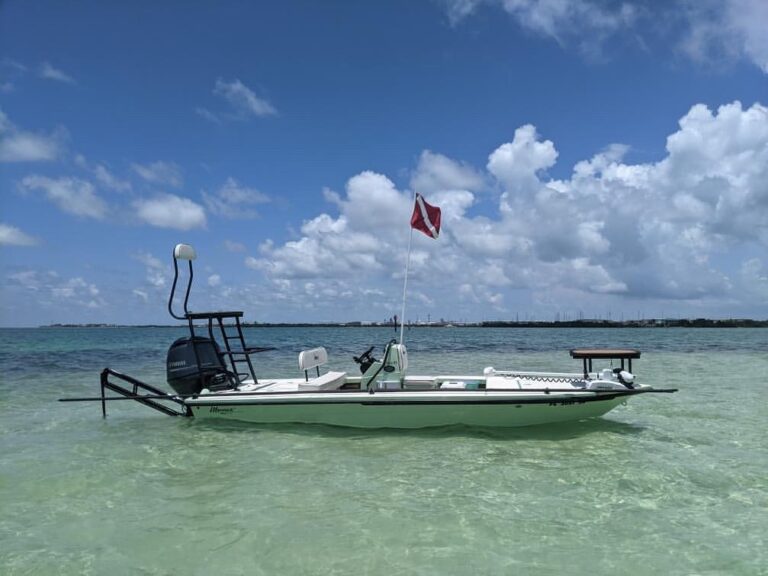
[{"x1": 1, "y1": 327, "x2": 766, "y2": 575}]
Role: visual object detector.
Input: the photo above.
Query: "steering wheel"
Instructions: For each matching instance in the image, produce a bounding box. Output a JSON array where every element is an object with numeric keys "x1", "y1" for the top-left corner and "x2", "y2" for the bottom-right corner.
[{"x1": 353, "y1": 345, "x2": 376, "y2": 365}]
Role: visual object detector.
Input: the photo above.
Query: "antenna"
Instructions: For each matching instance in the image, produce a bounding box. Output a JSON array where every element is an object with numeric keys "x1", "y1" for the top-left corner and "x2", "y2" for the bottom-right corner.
[{"x1": 168, "y1": 243, "x2": 197, "y2": 320}]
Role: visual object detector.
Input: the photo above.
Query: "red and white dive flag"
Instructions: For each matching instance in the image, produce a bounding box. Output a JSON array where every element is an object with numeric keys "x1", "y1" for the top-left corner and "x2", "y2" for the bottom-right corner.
[{"x1": 410, "y1": 193, "x2": 441, "y2": 239}]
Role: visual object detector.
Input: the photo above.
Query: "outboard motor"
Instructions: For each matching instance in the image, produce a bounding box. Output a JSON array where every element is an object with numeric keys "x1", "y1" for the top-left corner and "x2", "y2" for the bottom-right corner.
[
  {"x1": 166, "y1": 336, "x2": 233, "y2": 395},
  {"x1": 614, "y1": 368, "x2": 635, "y2": 389}
]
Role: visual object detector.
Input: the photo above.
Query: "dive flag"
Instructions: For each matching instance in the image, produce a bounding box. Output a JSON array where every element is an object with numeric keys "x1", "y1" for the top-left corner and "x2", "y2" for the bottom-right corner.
[{"x1": 410, "y1": 193, "x2": 441, "y2": 239}]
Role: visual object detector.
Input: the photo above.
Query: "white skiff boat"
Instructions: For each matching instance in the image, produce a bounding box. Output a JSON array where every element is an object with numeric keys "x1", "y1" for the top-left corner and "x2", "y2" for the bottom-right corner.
[
  {"x1": 63, "y1": 244, "x2": 676, "y2": 428},
  {"x1": 180, "y1": 343, "x2": 663, "y2": 428}
]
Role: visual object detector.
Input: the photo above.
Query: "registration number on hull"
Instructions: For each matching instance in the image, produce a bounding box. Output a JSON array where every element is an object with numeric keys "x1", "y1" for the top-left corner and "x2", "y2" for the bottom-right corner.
[{"x1": 548, "y1": 398, "x2": 587, "y2": 406}]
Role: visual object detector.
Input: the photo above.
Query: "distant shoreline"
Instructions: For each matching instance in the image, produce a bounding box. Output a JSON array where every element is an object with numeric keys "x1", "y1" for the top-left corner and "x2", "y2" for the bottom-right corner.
[{"x1": 34, "y1": 319, "x2": 768, "y2": 328}]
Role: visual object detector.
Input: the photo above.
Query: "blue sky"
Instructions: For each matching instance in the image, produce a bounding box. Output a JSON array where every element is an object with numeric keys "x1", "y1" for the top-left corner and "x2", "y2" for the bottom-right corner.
[{"x1": 1, "y1": 0, "x2": 767, "y2": 326}]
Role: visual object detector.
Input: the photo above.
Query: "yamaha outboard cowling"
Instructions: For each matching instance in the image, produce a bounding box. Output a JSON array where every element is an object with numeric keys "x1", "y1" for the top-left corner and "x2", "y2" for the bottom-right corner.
[{"x1": 166, "y1": 336, "x2": 233, "y2": 395}]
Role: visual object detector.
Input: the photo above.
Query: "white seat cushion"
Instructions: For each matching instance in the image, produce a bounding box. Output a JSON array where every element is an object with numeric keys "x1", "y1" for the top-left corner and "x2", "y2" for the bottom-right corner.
[
  {"x1": 298, "y1": 371, "x2": 347, "y2": 391},
  {"x1": 298, "y1": 347, "x2": 329, "y2": 372}
]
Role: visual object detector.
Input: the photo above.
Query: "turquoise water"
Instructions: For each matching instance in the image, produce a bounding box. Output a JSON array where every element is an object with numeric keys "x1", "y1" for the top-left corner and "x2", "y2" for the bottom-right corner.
[{"x1": 1, "y1": 327, "x2": 766, "y2": 575}]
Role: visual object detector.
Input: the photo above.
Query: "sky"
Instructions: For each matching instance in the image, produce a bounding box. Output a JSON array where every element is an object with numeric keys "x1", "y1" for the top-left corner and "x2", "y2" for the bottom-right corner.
[{"x1": 1, "y1": 0, "x2": 767, "y2": 327}]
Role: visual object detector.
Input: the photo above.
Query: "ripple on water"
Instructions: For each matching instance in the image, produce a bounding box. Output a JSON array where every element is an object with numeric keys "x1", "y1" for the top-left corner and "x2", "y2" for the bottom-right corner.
[{"x1": 1, "y1": 327, "x2": 767, "y2": 575}]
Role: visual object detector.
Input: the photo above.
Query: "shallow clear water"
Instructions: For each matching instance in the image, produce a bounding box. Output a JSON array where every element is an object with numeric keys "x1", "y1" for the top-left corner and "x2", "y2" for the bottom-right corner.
[{"x1": 1, "y1": 327, "x2": 766, "y2": 575}]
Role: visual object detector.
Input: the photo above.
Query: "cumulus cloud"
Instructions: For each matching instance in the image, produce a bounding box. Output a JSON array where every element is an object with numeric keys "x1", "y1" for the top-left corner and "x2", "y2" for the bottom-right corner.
[
  {"x1": 132, "y1": 288, "x2": 149, "y2": 303},
  {"x1": 245, "y1": 100, "x2": 768, "y2": 319},
  {"x1": 39, "y1": 62, "x2": 76, "y2": 84},
  {"x1": 740, "y1": 258, "x2": 768, "y2": 299},
  {"x1": 7, "y1": 270, "x2": 104, "y2": 308},
  {"x1": 133, "y1": 251, "x2": 166, "y2": 289},
  {"x1": 212, "y1": 78, "x2": 277, "y2": 120},
  {"x1": 50, "y1": 277, "x2": 100, "y2": 302},
  {"x1": 131, "y1": 161, "x2": 183, "y2": 188},
  {"x1": 224, "y1": 240, "x2": 246, "y2": 252},
  {"x1": 0, "y1": 131, "x2": 62, "y2": 162},
  {"x1": 442, "y1": 0, "x2": 635, "y2": 54},
  {"x1": 0, "y1": 58, "x2": 26, "y2": 92},
  {"x1": 0, "y1": 223, "x2": 38, "y2": 246},
  {"x1": 504, "y1": 0, "x2": 634, "y2": 44},
  {"x1": 681, "y1": 0, "x2": 768, "y2": 73},
  {"x1": 338, "y1": 171, "x2": 413, "y2": 230},
  {"x1": 134, "y1": 252, "x2": 163, "y2": 271},
  {"x1": 443, "y1": 0, "x2": 482, "y2": 25},
  {"x1": 93, "y1": 164, "x2": 131, "y2": 192},
  {"x1": 134, "y1": 194, "x2": 207, "y2": 230},
  {"x1": 658, "y1": 102, "x2": 768, "y2": 238},
  {"x1": 202, "y1": 177, "x2": 269, "y2": 219},
  {"x1": 411, "y1": 150, "x2": 485, "y2": 195},
  {"x1": 442, "y1": 0, "x2": 768, "y2": 71},
  {"x1": 20, "y1": 175, "x2": 108, "y2": 219},
  {"x1": 247, "y1": 172, "x2": 413, "y2": 281},
  {"x1": 75, "y1": 155, "x2": 131, "y2": 192},
  {"x1": 0, "y1": 108, "x2": 65, "y2": 162},
  {"x1": 732, "y1": 0, "x2": 768, "y2": 72},
  {"x1": 195, "y1": 106, "x2": 222, "y2": 124},
  {"x1": 488, "y1": 124, "x2": 558, "y2": 193}
]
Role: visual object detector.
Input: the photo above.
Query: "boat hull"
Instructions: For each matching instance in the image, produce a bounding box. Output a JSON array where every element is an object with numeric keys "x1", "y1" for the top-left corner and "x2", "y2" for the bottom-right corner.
[{"x1": 186, "y1": 392, "x2": 629, "y2": 428}]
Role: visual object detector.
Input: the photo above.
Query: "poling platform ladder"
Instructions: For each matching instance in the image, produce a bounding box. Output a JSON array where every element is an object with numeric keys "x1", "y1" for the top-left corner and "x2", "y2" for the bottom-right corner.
[{"x1": 185, "y1": 310, "x2": 272, "y2": 386}]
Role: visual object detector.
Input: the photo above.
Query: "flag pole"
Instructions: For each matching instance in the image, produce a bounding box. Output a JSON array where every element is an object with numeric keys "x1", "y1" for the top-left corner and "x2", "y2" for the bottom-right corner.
[
  {"x1": 399, "y1": 199, "x2": 415, "y2": 345},
  {"x1": 401, "y1": 191, "x2": 441, "y2": 344}
]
